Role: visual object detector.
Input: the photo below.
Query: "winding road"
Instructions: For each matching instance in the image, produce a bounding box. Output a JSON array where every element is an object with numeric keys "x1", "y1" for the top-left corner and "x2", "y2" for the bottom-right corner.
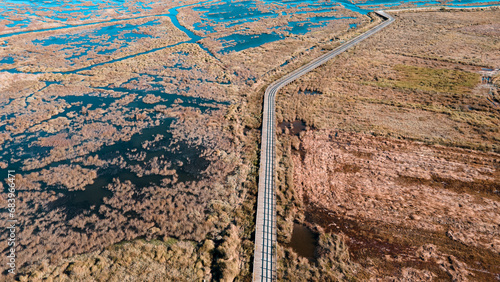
[{"x1": 252, "y1": 10, "x2": 394, "y2": 282}]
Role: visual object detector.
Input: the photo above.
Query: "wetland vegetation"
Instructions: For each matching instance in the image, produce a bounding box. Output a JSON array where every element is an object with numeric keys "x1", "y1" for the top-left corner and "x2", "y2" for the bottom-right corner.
[
  {"x1": 275, "y1": 8, "x2": 500, "y2": 281},
  {"x1": 0, "y1": 0, "x2": 499, "y2": 280}
]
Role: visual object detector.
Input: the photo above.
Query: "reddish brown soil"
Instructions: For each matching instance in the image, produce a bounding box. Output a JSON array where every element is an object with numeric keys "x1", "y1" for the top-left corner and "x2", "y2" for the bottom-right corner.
[{"x1": 293, "y1": 130, "x2": 500, "y2": 280}]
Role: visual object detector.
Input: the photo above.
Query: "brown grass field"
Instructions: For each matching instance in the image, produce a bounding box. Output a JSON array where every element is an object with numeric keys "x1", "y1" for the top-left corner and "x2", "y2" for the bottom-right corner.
[
  {"x1": 8, "y1": 6, "x2": 499, "y2": 281},
  {"x1": 275, "y1": 8, "x2": 500, "y2": 281}
]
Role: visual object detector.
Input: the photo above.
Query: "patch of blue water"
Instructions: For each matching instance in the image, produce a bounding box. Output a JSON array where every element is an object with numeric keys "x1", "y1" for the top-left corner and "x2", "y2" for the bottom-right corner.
[
  {"x1": 285, "y1": 21, "x2": 320, "y2": 35},
  {"x1": 357, "y1": 0, "x2": 499, "y2": 8},
  {"x1": 415, "y1": 1, "x2": 441, "y2": 6},
  {"x1": 44, "y1": 15, "x2": 70, "y2": 22},
  {"x1": 448, "y1": 0, "x2": 500, "y2": 6},
  {"x1": 58, "y1": 93, "x2": 116, "y2": 111},
  {"x1": 295, "y1": 9, "x2": 339, "y2": 14},
  {"x1": 0, "y1": 56, "x2": 14, "y2": 64},
  {"x1": 193, "y1": 22, "x2": 217, "y2": 33},
  {"x1": 5, "y1": 18, "x2": 30, "y2": 28},
  {"x1": 224, "y1": 15, "x2": 277, "y2": 28},
  {"x1": 311, "y1": 15, "x2": 355, "y2": 22},
  {"x1": 192, "y1": 0, "x2": 370, "y2": 52},
  {"x1": 2, "y1": 0, "x2": 499, "y2": 62},
  {"x1": 168, "y1": 4, "x2": 202, "y2": 41},
  {"x1": 0, "y1": 80, "x2": 229, "y2": 173},
  {"x1": 97, "y1": 48, "x2": 118, "y2": 55},
  {"x1": 0, "y1": 0, "x2": 150, "y2": 14},
  {"x1": 165, "y1": 2, "x2": 223, "y2": 58},
  {"x1": 218, "y1": 32, "x2": 285, "y2": 53},
  {"x1": 282, "y1": 16, "x2": 355, "y2": 35},
  {"x1": 32, "y1": 20, "x2": 160, "y2": 47},
  {"x1": 62, "y1": 43, "x2": 185, "y2": 74}
]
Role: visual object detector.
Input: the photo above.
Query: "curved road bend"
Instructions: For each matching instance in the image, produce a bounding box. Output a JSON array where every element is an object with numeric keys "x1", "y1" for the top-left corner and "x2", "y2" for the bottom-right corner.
[{"x1": 252, "y1": 11, "x2": 394, "y2": 282}]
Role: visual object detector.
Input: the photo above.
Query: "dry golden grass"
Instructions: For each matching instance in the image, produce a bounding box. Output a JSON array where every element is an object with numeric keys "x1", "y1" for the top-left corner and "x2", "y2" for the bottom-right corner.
[
  {"x1": 277, "y1": 9, "x2": 500, "y2": 152},
  {"x1": 275, "y1": 8, "x2": 500, "y2": 281}
]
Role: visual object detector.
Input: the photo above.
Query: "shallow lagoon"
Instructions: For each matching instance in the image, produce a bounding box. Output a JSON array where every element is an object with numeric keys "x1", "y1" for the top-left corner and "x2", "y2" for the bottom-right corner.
[
  {"x1": 1, "y1": 0, "x2": 498, "y2": 56},
  {"x1": 0, "y1": 0, "x2": 152, "y2": 29},
  {"x1": 0, "y1": 0, "x2": 499, "y2": 276}
]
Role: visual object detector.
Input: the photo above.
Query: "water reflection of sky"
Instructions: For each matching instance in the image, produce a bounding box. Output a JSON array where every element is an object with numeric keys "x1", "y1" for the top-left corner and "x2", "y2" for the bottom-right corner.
[
  {"x1": 1, "y1": 0, "x2": 498, "y2": 31},
  {"x1": 29, "y1": 20, "x2": 160, "y2": 64},
  {"x1": 191, "y1": 0, "x2": 364, "y2": 53},
  {"x1": 357, "y1": 0, "x2": 499, "y2": 7},
  {"x1": 196, "y1": 0, "x2": 498, "y2": 53},
  {"x1": 1, "y1": 0, "x2": 499, "y2": 57},
  {"x1": 0, "y1": 71, "x2": 228, "y2": 172},
  {"x1": 0, "y1": 0, "x2": 498, "y2": 218},
  {"x1": 192, "y1": 0, "x2": 354, "y2": 34},
  {"x1": 0, "y1": 0, "x2": 153, "y2": 29}
]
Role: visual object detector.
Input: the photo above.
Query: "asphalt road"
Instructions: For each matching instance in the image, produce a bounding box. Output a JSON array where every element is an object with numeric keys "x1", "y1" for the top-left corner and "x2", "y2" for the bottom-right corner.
[{"x1": 252, "y1": 11, "x2": 394, "y2": 282}]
